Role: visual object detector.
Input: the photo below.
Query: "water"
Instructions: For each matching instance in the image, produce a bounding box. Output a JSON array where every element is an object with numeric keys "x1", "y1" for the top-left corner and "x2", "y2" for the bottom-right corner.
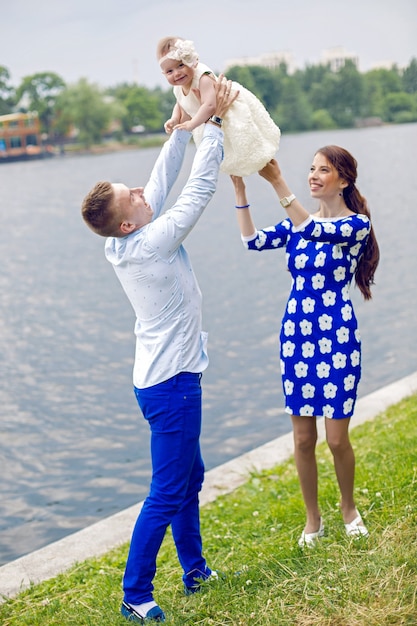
[{"x1": 0, "y1": 123, "x2": 416, "y2": 566}]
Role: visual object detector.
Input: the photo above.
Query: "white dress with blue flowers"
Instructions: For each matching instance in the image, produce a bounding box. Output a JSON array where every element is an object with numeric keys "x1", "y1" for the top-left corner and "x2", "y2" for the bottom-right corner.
[{"x1": 243, "y1": 214, "x2": 371, "y2": 419}]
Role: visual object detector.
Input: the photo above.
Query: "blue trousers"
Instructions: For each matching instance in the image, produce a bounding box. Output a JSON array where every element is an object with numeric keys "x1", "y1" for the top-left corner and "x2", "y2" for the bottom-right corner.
[{"x1": 123, "y1": 372, "x2": 211, "y2": 604}]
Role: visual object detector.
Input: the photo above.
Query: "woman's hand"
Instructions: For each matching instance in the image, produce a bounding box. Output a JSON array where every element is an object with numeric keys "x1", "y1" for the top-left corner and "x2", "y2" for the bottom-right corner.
[
  {"x1": 230, "y1": 174, "x2": 248, "y2": 208},
  {"x1": 230, "y1": 175, "x2": 246, "y2": 194},
  {"x1": 258, "y1": 159, "x2": 282, "y2": 184}
]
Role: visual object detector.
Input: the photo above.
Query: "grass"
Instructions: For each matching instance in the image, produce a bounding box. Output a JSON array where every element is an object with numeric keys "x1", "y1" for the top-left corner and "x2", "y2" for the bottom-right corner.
[{"x1": 1, "y1": 393, "x2": 416, "y2": 625}]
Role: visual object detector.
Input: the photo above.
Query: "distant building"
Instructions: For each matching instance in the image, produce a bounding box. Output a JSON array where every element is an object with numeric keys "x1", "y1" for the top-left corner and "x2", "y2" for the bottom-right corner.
[
  {"x1": 223, "y1": 51, "x2": 297, "y2": 75},
  {"x1": 320, "y1": 47, "x2": 359, "y2": 71}
]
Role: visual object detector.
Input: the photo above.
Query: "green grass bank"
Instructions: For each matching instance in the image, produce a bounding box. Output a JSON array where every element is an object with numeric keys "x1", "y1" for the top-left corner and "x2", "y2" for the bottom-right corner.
[{"x1": 1, "y1": 392, "x2": 416, "y2": 625}]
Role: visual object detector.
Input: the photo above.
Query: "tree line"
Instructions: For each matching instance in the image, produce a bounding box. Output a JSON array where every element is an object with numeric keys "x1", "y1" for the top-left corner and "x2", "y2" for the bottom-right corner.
[{"x1": 1, "y1": 58, "x2": 416, "y2": 148}]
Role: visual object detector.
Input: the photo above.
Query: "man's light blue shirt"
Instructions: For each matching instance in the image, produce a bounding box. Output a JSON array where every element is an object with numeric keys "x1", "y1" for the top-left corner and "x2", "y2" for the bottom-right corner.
[{"x1": 105, "y1": 125, "x2": 224, "y2": 388}]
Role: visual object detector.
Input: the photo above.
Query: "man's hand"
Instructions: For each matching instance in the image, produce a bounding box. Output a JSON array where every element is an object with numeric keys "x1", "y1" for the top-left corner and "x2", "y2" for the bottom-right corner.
[{"x1": 213, "y1": 74, "x2": 239, "y2": 118}]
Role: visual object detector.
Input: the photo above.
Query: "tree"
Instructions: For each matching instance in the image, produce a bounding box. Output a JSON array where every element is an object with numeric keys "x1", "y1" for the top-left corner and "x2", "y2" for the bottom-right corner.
[
  {"x1": 363, "y1": 67, "x2": 403, "y2": 117},
  {"x1": 402, "y1": 58, "x2": 417, "y2": 94},
  {"x1": 382, "y1": 92, "x2": 417, "y2": 123},
  {"x1": 273, "y1": 77, "x2": 313, "y2": 132},
  {"x1": 0, "y1": 65, "x2": 15, "y2": 115},
  {"x1": 110, "y1": 83, "x2": 165, "y2": 132},
  {"x1": 54, "y1": 79, "x2": 115, "y2": 148},
  {"x1": 314, "y1": 61, "x2": 365, "y2": 127},
  {"x1": 15, "y1": 72, "x2": 66, "y2": 136},
  {"x1": 223, "y1": 65, "x2": 284, "y2": 110}
]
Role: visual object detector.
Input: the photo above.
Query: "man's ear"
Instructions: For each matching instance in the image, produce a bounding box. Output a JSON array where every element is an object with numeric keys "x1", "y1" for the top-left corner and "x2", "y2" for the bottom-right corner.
[{"x1": 120, "y1": 221, "x2": 136, "y2": 234}]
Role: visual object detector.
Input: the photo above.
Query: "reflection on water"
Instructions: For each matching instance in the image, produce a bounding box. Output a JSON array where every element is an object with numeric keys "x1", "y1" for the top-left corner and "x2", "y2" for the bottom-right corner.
[{"x1": 0, "y1": 123, "x2": 416, "y2": 565}]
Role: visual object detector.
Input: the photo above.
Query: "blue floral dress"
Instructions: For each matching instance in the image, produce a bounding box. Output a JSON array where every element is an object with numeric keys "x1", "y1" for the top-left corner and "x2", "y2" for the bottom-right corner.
[{"x1": 244, "y1": 214, "x2": 371, "y2": 419}]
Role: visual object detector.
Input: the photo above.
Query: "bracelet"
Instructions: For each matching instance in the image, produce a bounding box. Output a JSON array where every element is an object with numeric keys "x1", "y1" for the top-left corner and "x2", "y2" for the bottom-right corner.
[{"x1": 235, "y1": 204, "x2": 250, "y2": 209}]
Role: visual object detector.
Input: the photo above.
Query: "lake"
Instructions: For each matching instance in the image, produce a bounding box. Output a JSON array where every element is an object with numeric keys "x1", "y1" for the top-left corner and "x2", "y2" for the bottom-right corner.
[{"x1": 0, "y1": 122, "x2": 416, "y2": 566}]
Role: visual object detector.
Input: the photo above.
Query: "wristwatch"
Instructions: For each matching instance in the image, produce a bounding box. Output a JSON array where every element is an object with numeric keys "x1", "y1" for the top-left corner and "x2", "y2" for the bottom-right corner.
[
  {"x1": 208, "y1": 115, "x2": 223, "y2": 127},
  {"x1": 279, "y1": 193, "x2": 296, "y2": 208}
]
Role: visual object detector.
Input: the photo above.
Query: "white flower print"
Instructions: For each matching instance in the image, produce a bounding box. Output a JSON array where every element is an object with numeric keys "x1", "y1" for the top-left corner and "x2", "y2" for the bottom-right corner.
[
  {"x1": 350, "y1": 350, "x2": 360, "y2": 367},
  {"x1": 314, "y1": 251, "x2": 326, "y2": 267},
  {"x1": 332, "y1": 245, "x2": 343, "y2": 259},
  {"x1": 323, "y1": 222, "x2": 337, "y2": 234},
  {"x1": 341, "y1": 284, "x2": 350, "y2": 301},
  {"x1": 284, "y1": 379, "x2": 294, "y2": 395},
  {"x1": 318, "y1": 314, "x2": 333, "y2": 331},
  {"x1": 318, "y1": 337, "x2": 332, "y2": 353},
  {"x1": 302, "y1": 341, "x2": 315, "y2": 358},
  {"x1": 354, "y1": 329, "x2": 361, "y2": 342},
  {"x1": 322, "y1": 290, "x2": 337, "y2": 307},
  {"x1": 350, "y1": 243, "x2": 361, "y2": 256},
  {"x1": 332, "y1": 352, "x2": 347, "y2": 369},
  {"x1": 343, "y1": 398, "x2": 354, "y2": 415},
  {"x1": 340, "y1": 223, "x2": 353, "y2": 237},
  {"x1": 299, "y1": 320, "x2": 313, "y2": 335},
  {"x1": 317, "y1": 362, "x2": 331, "y2": 378},
  {"x1": 255, "y1": 231, "x2": 267, "y2": 248},
  {"x1": 341, "y1": 304, "x2": 352, "y2": 321},
  {"x1": 344, "y1": 374, "x2": 356, "y2": 391},
  {"x1": 294, "y1": 253, "x2": 309, "y2": 269},
  {"x1": 311, "y1": 223, "x2": 322, "y2": 237},
  {"x1": 333, "y1": 266, "x2": 346, "y2": 282},
  {"x1": 271, "y1": 238, "x2": 282, "y2": 247},
  {"x1": 296, "y1": 276, "x2": 305, "y2": 290},
  {"x1": 302, "y1": 297, "x2": 315, "y2": 313},
  {"x1": 296, "y1": 238, "x2": 309, "y2": 249},
  {"x1": 287, "y1": 298, "x2": 297, "y2": 314},
  {"x1": 323, "y1": 382, "x2": 338, "y2": 398},
  {"x1": 302, "y1": 383, "x2": 315, "y2": 398},
  {"x1": 300, "y1": 404, "x2": 315, "y2": 416},
  {"x1": 282, "y1": 341, "x2": 296, "y2": 357},
  {"x1": 280, "y1": 359, "x2": 285, "y2": 374},
  {"x1": 283, "y1": 320, "x2": 295, "y2": 336},
  {"x1": 356, "y1": 227, "x2": 369, "y2": 241},
  {"x1": 350, "y1": 259, "x2": 358, "y2": 273},
  {"x1": 294, "y1": 361, "x2": 308, "y2": 378},
  {"x1": 336, "y1": 327, "x2": 350, "y2": 344},
  {"x1": 312, "y1": 273, "x2": 325, "y2": 290},
  {"x1": 323, "y1": 404, "x2": 335, "y2": 418}
]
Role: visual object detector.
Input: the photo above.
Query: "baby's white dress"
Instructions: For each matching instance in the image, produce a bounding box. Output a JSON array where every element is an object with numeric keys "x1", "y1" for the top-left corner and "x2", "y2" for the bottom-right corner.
[{"x1": 173, "y1": 62, "x2": 281, "y2": 176}]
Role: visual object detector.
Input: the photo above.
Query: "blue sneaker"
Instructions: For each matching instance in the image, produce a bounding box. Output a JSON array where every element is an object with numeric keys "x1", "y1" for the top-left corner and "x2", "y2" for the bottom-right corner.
[
  {"x1": 121, "y1": 601, "x2": 166, "y2": 622},
  {"x1": 184, "y1": 570, "x2": 219, "y2": 595}
]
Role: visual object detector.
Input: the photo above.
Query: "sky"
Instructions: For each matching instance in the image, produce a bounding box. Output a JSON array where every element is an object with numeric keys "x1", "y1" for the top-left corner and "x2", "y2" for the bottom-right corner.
[{"x1": 2, "y1": 0, "x2": 416, "y2": 90}]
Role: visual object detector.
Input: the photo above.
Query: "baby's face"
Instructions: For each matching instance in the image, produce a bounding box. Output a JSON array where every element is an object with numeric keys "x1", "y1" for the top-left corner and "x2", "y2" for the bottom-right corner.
[{"x1": 160, "y1": 58, "x2": 194, "y2": 89}]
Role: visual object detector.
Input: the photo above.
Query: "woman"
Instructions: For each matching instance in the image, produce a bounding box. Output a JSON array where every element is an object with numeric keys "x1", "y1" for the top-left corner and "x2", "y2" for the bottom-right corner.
[{"x1": 230, "y1": 147, "x2": 379, "y2": 546}]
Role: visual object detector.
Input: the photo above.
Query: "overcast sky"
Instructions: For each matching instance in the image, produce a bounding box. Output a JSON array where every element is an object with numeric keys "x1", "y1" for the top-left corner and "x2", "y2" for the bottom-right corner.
[{"x1": 2, "y1": 0, "x2": 416, "y2": 90}]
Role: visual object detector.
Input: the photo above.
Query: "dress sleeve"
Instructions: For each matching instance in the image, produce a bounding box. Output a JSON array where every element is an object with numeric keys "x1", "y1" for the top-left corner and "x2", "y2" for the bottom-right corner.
[
  {"x1": 243, "y1": 219, "x2": 292, "y2": 251},
  {"x1": 143, "y1": 129, "x2": 192, "y2": 220}
]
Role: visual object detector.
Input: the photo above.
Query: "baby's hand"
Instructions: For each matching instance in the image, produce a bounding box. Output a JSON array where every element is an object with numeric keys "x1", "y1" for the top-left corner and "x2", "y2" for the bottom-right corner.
[
  {"x1": 164, "y1": 118, "x2": 179, "y2": 134},
  {"x1": 174, "y1": 120, "x2": 194, "y2": 132}
]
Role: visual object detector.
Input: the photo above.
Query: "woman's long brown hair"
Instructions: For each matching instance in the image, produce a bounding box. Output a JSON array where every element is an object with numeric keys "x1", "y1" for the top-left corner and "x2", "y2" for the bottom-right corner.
[{"x1": 316, "y1": 145, "x2": 380, "y2": 300}]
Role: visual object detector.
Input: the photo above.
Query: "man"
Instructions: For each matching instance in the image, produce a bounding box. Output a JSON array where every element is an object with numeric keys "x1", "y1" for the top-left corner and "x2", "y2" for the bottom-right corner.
[{"x1": 81, "y1": 77, "x2": 237, "y2": 623}]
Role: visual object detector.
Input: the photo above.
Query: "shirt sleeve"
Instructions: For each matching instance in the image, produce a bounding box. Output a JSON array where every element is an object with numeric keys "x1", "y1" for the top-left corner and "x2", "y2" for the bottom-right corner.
[
  {"x1": 143, "y1": 125, "x2": 224, "y2": 259},
  {"x1": 143, "y1": 129, "x2": 192, "y2": 221}
]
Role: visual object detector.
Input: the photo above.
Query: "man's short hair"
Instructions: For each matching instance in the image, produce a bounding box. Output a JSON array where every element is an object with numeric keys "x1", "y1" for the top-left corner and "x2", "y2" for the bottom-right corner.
[{"x1": 81, "y1": 181, "x2": 122, "y2": 237}]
